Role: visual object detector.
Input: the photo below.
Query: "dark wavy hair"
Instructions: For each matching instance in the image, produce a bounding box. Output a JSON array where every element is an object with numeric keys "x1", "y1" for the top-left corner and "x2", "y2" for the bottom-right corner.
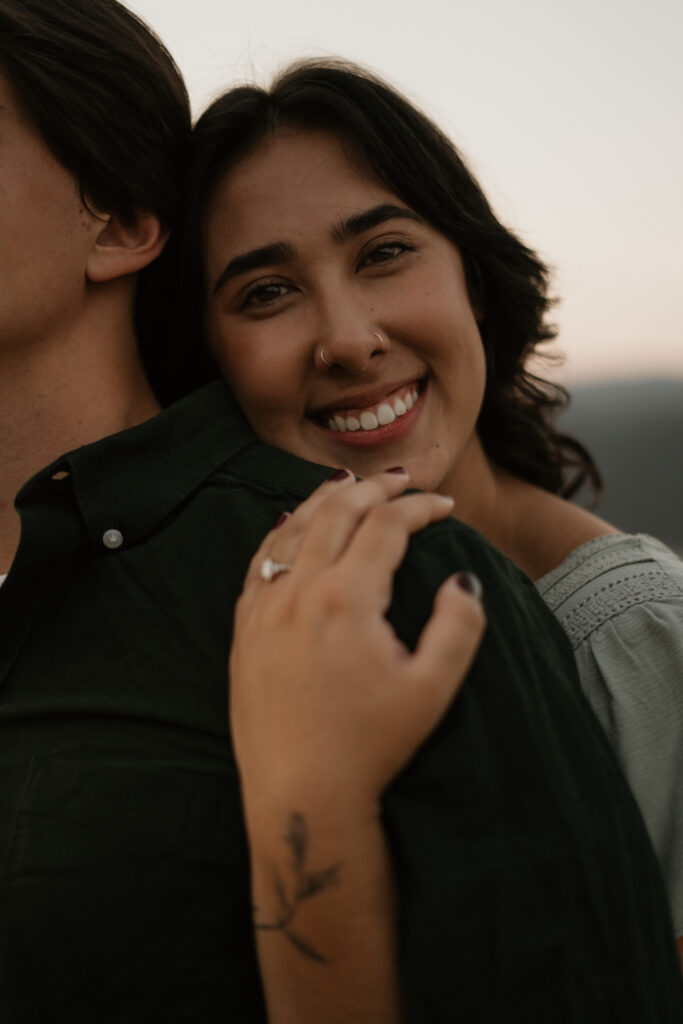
[
  {"x1": 172, "y1": 59, "x2": 599, "y2": 497},
  {"x1": 0, "y1": 0, "x2": 192, "y2": 391}
]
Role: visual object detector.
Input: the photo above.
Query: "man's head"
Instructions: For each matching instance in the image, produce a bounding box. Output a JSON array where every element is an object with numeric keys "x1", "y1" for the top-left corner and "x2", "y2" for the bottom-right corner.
[
  {"x1": 0, "y1": 0, "x2": 190, "y2": 230},
  {"x1": 0, "y1": 0, "x2": 191, "y2": 393}
]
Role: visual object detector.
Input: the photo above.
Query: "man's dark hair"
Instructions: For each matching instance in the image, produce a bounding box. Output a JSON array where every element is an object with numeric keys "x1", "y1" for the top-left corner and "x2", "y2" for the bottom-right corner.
[
  {"x1": 174, "y1": 59, "x2": 599, "y2": 497},
  {"x1": 0, "y1": 0, "x2": 192, "y2": 398},
  {"x1": 0, "y1": 0, "x2": 190, "y2": 229}
]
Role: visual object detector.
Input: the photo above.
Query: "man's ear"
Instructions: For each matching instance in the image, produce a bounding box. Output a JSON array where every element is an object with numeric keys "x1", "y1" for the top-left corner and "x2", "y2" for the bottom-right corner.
[{"x1": 86, "y1": 211, "x2": 168, "y2": 283}]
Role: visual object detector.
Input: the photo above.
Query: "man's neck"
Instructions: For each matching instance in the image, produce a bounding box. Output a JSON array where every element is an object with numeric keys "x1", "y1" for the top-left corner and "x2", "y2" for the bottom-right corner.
[{"x1": 0, "y1": 293, "x2": 162, "y2": 573}]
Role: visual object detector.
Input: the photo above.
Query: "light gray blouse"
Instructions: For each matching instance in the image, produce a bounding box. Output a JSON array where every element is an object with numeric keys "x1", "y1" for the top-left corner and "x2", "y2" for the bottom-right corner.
[{"x1": 537, "y1": 533, "x2": 683, "y2": 937}]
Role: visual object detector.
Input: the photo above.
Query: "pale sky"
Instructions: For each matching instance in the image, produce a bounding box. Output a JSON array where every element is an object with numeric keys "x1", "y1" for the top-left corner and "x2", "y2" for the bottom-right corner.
[{"x1": 130, "y1": 0, "x2": 682, "y2": 383}]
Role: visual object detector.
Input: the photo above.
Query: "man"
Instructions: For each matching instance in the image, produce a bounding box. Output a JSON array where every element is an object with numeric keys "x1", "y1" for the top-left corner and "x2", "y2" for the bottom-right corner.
[
  {"x1": 0, "y1": 2, "x2": 681, "y2": 1022},
  {"x1": 0, "y1": 3, "x2": 270, "y2": 1017}
]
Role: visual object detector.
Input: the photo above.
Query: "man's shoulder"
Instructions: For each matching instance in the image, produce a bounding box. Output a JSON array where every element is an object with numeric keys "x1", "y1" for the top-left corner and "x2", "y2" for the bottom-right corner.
[
  {"x1": 391, "y1": 513, "x2": 574, "y2": 668},
  {"x1": 399, "y1": 514, "x2": 530, "y2": 594}
]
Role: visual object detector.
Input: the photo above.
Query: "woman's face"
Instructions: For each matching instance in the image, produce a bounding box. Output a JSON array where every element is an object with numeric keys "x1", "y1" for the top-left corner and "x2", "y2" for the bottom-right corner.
[{"x1": 204, "y1": 128, "x2": 489, "y2": 495}]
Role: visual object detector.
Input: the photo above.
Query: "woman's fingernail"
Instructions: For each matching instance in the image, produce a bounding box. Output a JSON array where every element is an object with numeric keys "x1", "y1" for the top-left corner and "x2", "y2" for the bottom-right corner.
[
  {"x1": 274, "y1": 512, "x2": 289, "y2": 528},
  {"x1": 385, "y1": 466, "x2": 407, "y2": 474},
  {"x1": 453, "y1": 571, "x2": 483, "y2": 601},
  {"x1": 328, "y1": 468, "x2": 352, "y2": 481}
]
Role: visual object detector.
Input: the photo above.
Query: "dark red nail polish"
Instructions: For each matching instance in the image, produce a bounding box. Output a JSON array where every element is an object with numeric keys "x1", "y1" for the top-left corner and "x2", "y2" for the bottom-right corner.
[
  {"x1": 454, "y1": 572, "x2": 483, "y2": 600},
  {"x1": 274, "y1": 512, "x2": 289, "y2": 528},
  {"x1": 385, "y1": 466, "x2": 407, "y2": 474},
  {"x1": 328, "y1": 468, "x2": 351, "y2": 481}
]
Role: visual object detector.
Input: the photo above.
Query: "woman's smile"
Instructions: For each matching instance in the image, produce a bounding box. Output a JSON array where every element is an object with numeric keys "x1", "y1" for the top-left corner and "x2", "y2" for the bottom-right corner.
[
  {"x1": 312, "y1": 375, "x2": 424, "y2": 434},
  {"x1": 204, "y1": 128, "x2": 489, "y2": 495}
]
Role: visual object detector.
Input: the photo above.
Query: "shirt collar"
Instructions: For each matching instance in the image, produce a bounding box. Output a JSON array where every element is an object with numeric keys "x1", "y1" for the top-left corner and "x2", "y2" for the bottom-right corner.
[{"x1": 30, "y1": 381, "x2": 257, "y2": 550}]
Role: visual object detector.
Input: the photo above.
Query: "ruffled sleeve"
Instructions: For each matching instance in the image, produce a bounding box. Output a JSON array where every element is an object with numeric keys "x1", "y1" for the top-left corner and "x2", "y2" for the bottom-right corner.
[{"x1": 537, "y1": 534, "x2": 683, "y2": 936}]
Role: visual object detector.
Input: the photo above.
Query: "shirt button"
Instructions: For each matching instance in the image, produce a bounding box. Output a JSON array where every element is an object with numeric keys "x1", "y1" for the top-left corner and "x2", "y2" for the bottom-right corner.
[{"x1": 102, "y1": 528, "x2": 124, "y2": 550}]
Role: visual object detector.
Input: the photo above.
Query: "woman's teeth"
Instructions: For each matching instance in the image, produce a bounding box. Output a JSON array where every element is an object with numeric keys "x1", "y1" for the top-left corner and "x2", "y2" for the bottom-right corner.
[{"x1": 325, "y1": 385, "x2": 419, "y2": 433}]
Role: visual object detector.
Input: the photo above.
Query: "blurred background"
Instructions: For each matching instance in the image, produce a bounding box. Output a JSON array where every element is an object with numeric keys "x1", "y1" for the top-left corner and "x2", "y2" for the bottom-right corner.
[{"x1": 130, "y1": 0, "x2": 683, "y2": 552}]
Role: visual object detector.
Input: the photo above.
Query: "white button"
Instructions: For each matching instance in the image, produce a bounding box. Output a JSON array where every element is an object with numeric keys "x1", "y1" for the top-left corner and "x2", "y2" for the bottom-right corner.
[{"x1": 102, "y1": 528, "x2": 123, "y2": 550}]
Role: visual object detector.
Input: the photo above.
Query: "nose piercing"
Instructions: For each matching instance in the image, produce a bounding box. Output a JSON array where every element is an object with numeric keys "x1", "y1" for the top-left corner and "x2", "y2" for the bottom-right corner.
[{"x1": 320, "y1": 333, "x2": 387, "y2": 369}]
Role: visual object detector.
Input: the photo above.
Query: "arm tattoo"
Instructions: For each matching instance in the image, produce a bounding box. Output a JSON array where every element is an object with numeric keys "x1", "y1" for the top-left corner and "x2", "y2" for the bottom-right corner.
[{"x1": 253, "y1": 811, "x2": 342, "y2": 964}]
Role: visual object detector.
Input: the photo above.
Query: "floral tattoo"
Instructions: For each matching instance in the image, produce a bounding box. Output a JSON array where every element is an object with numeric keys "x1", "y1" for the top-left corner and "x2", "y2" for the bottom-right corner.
[{"x1": 254, "y1": 811, "x2": 342, "y2": 964}]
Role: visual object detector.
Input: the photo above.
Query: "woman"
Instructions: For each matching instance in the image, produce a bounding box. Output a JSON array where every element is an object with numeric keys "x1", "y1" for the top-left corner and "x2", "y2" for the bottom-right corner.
[{"x1": 168, "y1": 60, "x2": 683, "y2": 1015}]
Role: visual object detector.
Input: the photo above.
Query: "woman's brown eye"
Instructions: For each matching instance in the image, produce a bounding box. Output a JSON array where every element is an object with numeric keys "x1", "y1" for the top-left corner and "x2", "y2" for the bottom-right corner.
[
  {"x1": 364, "y1": 241, "x2": 411, "y2": 266},
  {"x1": 242, "y1": 283, "x2": 288, "y2": 308}
]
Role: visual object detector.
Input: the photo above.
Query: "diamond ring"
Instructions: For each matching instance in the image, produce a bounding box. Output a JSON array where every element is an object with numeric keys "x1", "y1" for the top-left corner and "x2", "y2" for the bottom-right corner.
[{"x1": 260, "y1": 557, "x2": 293, "y2": 582}]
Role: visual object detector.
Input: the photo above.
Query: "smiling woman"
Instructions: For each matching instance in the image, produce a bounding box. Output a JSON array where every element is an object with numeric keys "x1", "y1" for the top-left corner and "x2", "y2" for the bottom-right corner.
[
  {"x1": 177, "y1": 64, "x2": 600, "y2": 507},
  {"x1": 169, "y1": 57, "x2": 683, "y2": 1009},
  {"x1": 203, "y1": 128, "x2": 488, "y2": 503}
]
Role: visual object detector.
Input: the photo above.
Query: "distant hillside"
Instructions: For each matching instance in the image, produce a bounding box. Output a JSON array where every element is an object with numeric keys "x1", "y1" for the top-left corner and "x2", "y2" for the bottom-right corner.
[{"x1": 558, "y1": 377, "x2": 683, "y2": 555}]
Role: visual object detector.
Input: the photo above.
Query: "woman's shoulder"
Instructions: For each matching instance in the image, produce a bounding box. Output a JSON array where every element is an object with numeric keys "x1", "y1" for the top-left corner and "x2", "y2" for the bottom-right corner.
[
  {"x1": 536, "y1": 532, "x2": 683, "y2": 646},
  {"x1": 535, "y1": 530, "x2": 683, "y2": 743},
  {"x1": 537, "y1": 531, "x2": 683, "y2": 591}
]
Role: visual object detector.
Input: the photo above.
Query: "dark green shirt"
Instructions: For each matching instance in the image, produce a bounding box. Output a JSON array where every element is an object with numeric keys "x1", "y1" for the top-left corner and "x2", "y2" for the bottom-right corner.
[{"x1": 0, "y1": 382, "x2": 680, "y2": 1022}]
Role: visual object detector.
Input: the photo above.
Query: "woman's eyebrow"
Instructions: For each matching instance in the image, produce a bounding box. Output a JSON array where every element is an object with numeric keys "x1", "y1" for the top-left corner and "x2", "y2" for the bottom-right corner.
[
  {"x1": 331, "y1": 203, "x2": 422, "y2": 243},
  {"x1": 211, "y1": 204, "x2": 420, "y2": 296},
  {"x1": 212, "y1": 241, "x2": 295, "y2": 296}
]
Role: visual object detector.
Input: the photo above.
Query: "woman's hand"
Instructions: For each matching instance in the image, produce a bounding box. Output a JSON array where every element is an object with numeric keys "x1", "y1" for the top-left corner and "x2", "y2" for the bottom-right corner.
[
  {"x1": 230, "y1": 468, "x2": 486, "y2": 816},
  {"x1": 230, "y1": 469, "x2": 486, "y2": 1023}
]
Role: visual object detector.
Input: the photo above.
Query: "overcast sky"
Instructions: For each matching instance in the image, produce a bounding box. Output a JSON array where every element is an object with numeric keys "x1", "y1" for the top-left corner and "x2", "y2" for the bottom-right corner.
[{"x1": 130, "y1": 0, "x2": 682, "y2": 383}]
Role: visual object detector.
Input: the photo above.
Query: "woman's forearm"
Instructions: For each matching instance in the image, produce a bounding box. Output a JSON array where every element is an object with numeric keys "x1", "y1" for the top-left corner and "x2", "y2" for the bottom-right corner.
[{"x1": 244, "y1": 796, "x2": 400, "y2": 1024}]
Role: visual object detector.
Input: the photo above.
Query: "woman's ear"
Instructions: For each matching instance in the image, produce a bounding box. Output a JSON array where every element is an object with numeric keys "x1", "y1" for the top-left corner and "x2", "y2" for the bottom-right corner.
[{"x1": 86, "y1": 211, "x2": 168, "y2": 283}]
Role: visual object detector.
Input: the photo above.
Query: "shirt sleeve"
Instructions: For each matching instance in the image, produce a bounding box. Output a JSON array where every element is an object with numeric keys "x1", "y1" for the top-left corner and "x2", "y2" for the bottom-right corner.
[{"x1": 573, "y1": 598, "x2": 683, "y2": 937}]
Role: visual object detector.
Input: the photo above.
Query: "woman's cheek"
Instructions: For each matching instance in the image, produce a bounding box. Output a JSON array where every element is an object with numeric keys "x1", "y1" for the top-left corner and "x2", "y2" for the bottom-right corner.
[{"x1": 228, "y1": 339, "x2": 293, "y2": 420}]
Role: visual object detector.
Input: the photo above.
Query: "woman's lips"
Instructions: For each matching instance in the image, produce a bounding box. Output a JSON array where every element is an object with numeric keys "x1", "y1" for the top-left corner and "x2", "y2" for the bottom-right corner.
[{"x1": 312, "y1": 380, "x2": 426, "y2": 447}]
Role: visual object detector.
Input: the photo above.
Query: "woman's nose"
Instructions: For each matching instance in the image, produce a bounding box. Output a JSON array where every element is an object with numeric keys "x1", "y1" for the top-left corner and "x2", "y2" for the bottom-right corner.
[{"x1": 315, "y1": 328, "x2": 388, "y2": 374}]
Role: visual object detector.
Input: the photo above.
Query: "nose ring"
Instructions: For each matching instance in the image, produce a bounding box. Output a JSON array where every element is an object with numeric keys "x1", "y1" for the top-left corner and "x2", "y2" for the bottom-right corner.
[{"x1": 319, "y1": 332, "x2": 387, "y2": 369}]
